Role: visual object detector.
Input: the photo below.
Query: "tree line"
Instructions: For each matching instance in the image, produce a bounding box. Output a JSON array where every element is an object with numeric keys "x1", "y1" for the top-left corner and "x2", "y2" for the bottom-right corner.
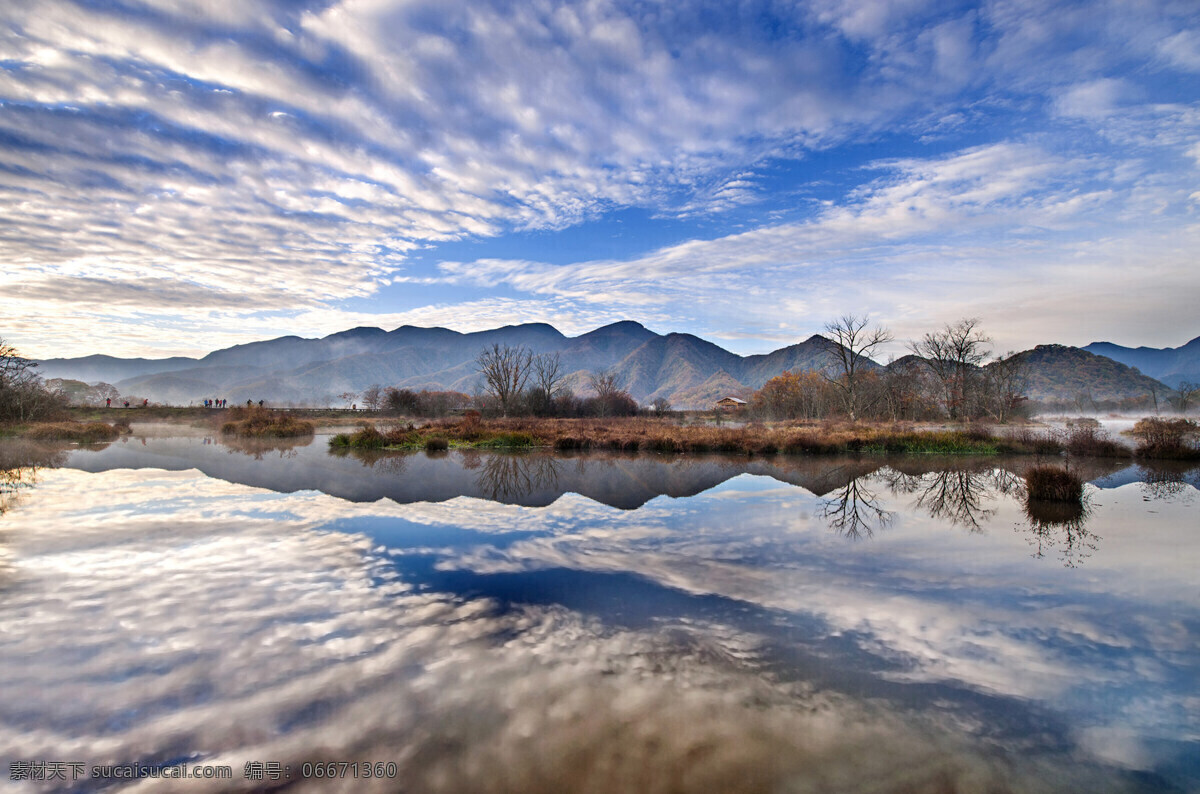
[
  {"x1": 341, "y1": 347, "x2": 644, "y2": 419},
  {"x1": 0, "y1": 340, "x2": 66, "y2": 423},
  {"x1": 751, "y1": 316, "x2": 1029, "y2": 423},
  {"x1": 473, "y1": 345, "x2": 642, "y2": 417}
]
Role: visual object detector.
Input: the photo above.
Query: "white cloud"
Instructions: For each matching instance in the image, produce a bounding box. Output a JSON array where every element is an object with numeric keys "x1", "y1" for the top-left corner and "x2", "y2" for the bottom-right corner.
[
  {"x1": 1159, "y1": 29, "x2": 1200, "y2": 72},
  {"x1": 431, "y1": 140, "x2": 1200, "y2": 352},
  {"x1": 1055, "y1": 78, "x2": 1130, "y2": 119},
  {"x1": 1, "y1": 0, "x2": 1198, "y2": 356}
]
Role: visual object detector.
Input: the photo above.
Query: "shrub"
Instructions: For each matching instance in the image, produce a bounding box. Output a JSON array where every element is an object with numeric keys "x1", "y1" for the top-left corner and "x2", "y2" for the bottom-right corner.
[
  {"x1": 1129, "y1": 418, "x2": 1200, "y2": 459},
  {"x1": 1025, "y1": 466, "x2": 1083, "y2": 502},
  {"x1": 424, "y1": 436, "x2": 449, "y2": 452},
  {"x1": 1062, "y1": 423, "x2": 1127, "y2": 458},
  {"x1": 220, "y1": 405, "x2": 315, "y2": 439},
  {"x1": 330, "y1": 425, "x2": 385, "y2": 449}
]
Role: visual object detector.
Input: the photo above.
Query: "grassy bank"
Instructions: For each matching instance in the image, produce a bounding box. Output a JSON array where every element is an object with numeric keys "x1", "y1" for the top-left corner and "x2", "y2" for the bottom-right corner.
[
  {"x1": 326, "y1": 417, "x2": 1150, "y2": 458},
  {"x1": 329, "y1": 422, "x2": 534, "y2": 451}
]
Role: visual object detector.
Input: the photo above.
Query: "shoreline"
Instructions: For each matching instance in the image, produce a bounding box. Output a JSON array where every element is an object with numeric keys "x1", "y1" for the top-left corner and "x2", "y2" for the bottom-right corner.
[{"x1": 5, "y1": 410, "x2": 1198, "y2": 461}]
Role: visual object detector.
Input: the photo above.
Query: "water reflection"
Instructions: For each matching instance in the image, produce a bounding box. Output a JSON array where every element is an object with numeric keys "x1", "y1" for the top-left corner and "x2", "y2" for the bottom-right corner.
[
  {"x1": 0, "y1": 441, "x2": 67, "y2": 518},
  {"x1": 0, "y1": 438, "x2": 1197, "y2": 791},
  {"x1": 1022, "y1": 498, "x2": 1098, "y2": 567},
  {"x1": 222, "y1": 435, "x2": 314, "y2": 460},
  {"x1": 820, "y1": 462, "x2": 1079, "y2": 546},
  {"x1": 819, "y1": 473, "x2": 892, "y2": 539},
  {"x1": 1137, "y1": 462, "x2": 1200, "y2": 502},
  {"x1": 477, "y1": 453, "x2": 562, "y2": 503}
]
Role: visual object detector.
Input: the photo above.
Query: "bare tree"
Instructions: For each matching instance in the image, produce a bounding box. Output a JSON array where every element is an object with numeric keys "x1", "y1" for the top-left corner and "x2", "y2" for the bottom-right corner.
[
  {"x1": 984, "y1": 351, "x2": 1029, "y2": 423},
  {"x1": 1173, "y1": 381, "x2": 1198, "y2": 414},
  {"x1": 361, "y1": 384, "x2": 384, "y2": 412},
  {"x1": 476, "y1": 344, "x2": 533, "y2": 417},
  {"x1": 338, "y1": 391, "x2": 359, "y2": 409},
  {"x1": 822, "y1": 315, "x2": 892, "y2": 421},
  {"x1": 531, "y1": 352, "x2": 566, "y2": 415},
  {"x1": 910, "y1": 318, "x2": 991, "y2": 420},
  {"x1": 588, "y1": 370, "x2": 620, "y2": 399},
  {"x1": 587, "y1": 370, "x2": 635, "y2": 417},
  {"x1": 0, "y1": 339, "x2": 63, "y2": 423}
]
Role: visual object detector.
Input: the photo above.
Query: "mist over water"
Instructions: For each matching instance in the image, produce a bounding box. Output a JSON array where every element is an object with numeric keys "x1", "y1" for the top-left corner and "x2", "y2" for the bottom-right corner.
[{"x1": 0, "y1": 434, "x2": 1197, "y2": 792}]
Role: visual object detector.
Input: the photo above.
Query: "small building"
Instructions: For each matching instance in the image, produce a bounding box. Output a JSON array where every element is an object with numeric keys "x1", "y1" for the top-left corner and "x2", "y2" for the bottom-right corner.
[{"x1": 715, "y1": 396, "x2": 747, "y2": 412}]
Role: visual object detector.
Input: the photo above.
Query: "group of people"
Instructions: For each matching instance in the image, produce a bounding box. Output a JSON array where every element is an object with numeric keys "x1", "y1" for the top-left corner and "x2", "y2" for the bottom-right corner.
[
  {"x1": 200, "y1": 398, "x2": 266, "y2": 408},
  {"x1": 104, "y1": 398, "x2": 147, "y2": 408}
]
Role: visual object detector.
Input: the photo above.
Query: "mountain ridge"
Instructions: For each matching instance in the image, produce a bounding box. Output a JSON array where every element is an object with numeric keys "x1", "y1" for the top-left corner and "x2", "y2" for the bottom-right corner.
[
  {"x1": 34, "y1": 322, "x2": 1188, "y2": 410},
  {"x1": 1082, "y1": 336, "x2": 1200, "y2": 387}
]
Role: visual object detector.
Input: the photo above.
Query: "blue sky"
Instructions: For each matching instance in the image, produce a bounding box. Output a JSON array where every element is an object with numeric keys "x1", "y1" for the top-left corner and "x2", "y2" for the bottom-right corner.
[{"x1": 2, "y1": 0, "x2": 1198, "y2": 360}]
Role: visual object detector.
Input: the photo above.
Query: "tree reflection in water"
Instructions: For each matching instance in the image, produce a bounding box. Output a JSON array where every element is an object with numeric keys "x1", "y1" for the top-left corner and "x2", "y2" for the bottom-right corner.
[
  {"x1": 221, "y1": 436, "x2": 313, "y2": 460},
  {"x1": 913, "y1": 468, "x2": 1000, "y2": 531},
  {"x1": 477, "y1": 453, "x2": 562, "y2": 503},
  {"x1": 823, "y1": 462, "x2": 1081, "y2": 546},
  {"x1": 0, "y1": 442, "x2": 70, "y2": 583},
  {"x1": 1, "y1": 441, "x2": 69, "y2": 518},
  {"x1": 822, "y1": 463, "x2": 1024, "y2": 538},
  {"x1": 1021, "y1": 498, "x2": 1097, "y2": 568},
  {"x1": 1137, "y1": 462, "x2": 1198, "y2": 503},
  {"x1": 330, "y1": 446, "x2": 415, "y2": 475},
  {"x1": 819, "y1": 470, "x2": 892, "y2": 540}
]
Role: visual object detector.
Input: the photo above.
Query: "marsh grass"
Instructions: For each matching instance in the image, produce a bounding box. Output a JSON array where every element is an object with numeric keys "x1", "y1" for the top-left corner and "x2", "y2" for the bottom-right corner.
[
  {"x1": 1025, "y1": 465, "x2": 1084, "y2": 502},
  {"x1": 220, "y1": 406, "x2": 314, "y2": 438},
  {"x1": 25, "y1": 422, "x2": 120, "y2": 443}
]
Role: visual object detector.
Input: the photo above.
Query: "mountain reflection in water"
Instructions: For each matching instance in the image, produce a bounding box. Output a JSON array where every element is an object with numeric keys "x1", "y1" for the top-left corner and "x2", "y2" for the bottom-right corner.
[{"x1": 0, "y1": 435, "x2": 1197, "y2": 793}]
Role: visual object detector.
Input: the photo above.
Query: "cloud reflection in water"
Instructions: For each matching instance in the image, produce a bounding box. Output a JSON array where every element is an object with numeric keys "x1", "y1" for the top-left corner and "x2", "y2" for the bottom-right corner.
[{"x1": 0, "y1": 444, "x2": 1196, "y2": 791}]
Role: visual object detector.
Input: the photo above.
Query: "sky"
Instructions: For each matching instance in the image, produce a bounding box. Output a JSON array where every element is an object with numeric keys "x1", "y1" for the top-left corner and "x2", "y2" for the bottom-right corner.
[{"x1": 1, "y1": 0, "x2": 1198, "y2": 361}]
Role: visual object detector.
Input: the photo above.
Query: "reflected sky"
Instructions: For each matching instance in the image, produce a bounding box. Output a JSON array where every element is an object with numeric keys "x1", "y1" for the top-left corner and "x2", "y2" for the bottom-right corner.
[{"x1": 0, "y1": 436, "x2": 1197, "y2": 792}]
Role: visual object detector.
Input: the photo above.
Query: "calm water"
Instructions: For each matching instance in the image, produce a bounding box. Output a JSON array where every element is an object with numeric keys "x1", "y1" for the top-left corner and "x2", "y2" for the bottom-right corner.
[{"x1": 1, "y1": 433, "x2": 1198, "y2": 792}]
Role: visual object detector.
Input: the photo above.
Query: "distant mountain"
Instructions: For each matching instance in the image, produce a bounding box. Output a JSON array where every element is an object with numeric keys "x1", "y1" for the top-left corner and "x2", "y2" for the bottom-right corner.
[
  {"x1": 1082, "y1": 336, "x2": 1200, "y2": 388},
  {"x1": 39, "y1": 321, "x2": 841, "y2": 409},
  {"x1": 36, "y1": 322, "x2": 1179, "y2": 411},
  {"x1": 1008, "y1": 345, "x2": 1172, "y2": 402},
  {"x1": 36, "y1": 354, "x2": 198, "y2": 384},
  {"x1": 739, "y1": 335, "x2": 848, "y2": 388}
]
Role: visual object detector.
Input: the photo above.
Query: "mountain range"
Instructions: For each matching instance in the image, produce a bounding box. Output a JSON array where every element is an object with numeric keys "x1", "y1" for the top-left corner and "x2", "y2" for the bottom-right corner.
[
  {"x1": 1081, "y1": 338, "x2": 1200, "y2": 388},
  {"x1": 36, "y1": 322, "x2": 1194, "y2": 409}
]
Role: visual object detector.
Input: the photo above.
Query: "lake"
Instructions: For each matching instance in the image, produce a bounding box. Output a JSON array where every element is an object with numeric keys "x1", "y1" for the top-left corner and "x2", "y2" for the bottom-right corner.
[{"x1": 1, "y1": 432, "x2": 1198, "y2": 792}]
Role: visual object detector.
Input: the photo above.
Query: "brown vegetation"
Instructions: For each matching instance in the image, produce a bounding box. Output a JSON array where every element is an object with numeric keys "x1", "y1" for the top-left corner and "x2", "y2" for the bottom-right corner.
[
  {"x1": 329, "y1": 416, "x2": 1090, "y2": 457},
  {"x1": 1024, "y1": 466, "x2": 1084, "y2": 502},
  {"x1": 1060, "y1": 420, "x2": 1128, "y2": 458},
  {"x1": 1, "y1": 339, "x2": 68, "y2": 424},
  {"x1": 220, "y1": 405, "x2": 315, "y2": 438},
  {"x1": 24, "y1": 421, "x2": 121, "y2": 443},
  {"x1": 1127, "y1": 418, "x2": 1200, "y2": 460}
]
